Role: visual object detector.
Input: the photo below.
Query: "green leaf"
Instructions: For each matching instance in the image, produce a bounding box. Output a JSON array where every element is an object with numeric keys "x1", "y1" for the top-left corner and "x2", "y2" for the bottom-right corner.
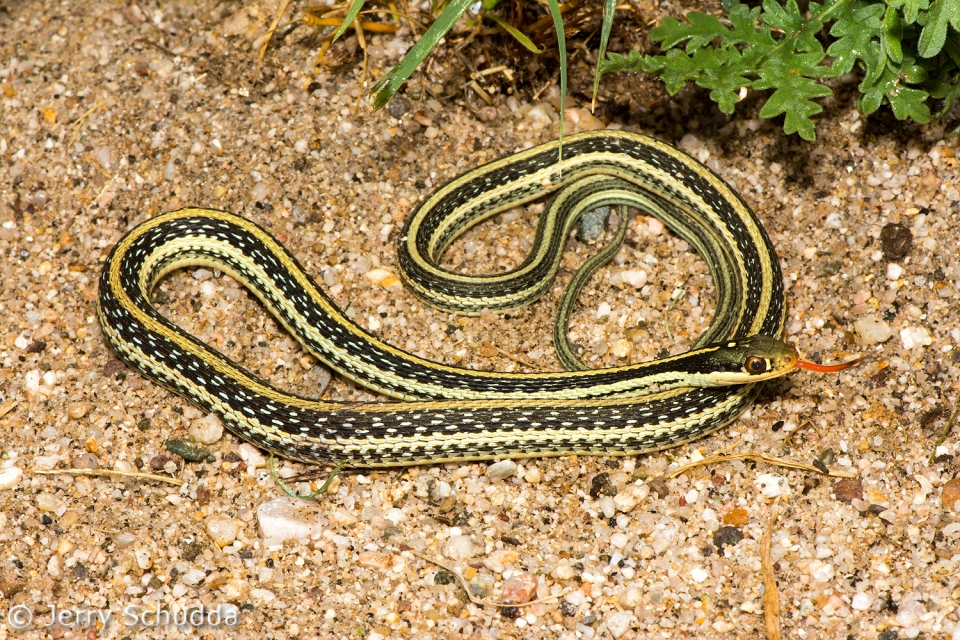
[
  {"x1": 883, "y1": 6, "x2": 904, "y2": 64},
  {"x1": 695, "y1": 48, "x2": 754, "y2": 113},
  {"x1": 649, "y1": 13, "x2": 728, "y2": 52},
  {"x1": 859, "y1": 60, "x2": 932, "y2": 122},
  {"x1": 484, "y1": 13, "x2": 544, "y2": 53},
  {"x1": 918, "y1": 0, "x2": 960, "y2": 58},
  {"x1": 599, "y1": 50, "x2": 661, "y2": 74},
  {"x1": 826, "y1": 2, "x2": 883, "y2": 76},
  {"x1": 372, "y1": 0, "x2": 474, "y2": 109},
  {"x1": 332, "y1": 0, "x2": 366, "y2": 43},
  {"x1": 754, "y1": 51, "x2": 833, "y2": 140},
  {"x1": 655, "y1": 49, "x2": 701, "y2": 94},
  {"x1": 888, "y1": 0, "x2": 930, "y2": 25},
  {"x1": 761, "y1": 0, "x2": 804, "y2": 37},
  {"x1": 593, "y1": 0, "x2": 618, "y2": 104}
]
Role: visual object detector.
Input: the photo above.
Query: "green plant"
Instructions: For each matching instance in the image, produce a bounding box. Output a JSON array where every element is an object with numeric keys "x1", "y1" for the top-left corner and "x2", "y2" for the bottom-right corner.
[{"x1": 598, "y1": 0, "x2": 960, "y2": 140}]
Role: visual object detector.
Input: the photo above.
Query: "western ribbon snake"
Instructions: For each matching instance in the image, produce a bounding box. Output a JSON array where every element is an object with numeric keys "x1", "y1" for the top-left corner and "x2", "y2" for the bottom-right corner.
[{"x1": 98, "y1": 130, "x2": 855, "y2": 467}]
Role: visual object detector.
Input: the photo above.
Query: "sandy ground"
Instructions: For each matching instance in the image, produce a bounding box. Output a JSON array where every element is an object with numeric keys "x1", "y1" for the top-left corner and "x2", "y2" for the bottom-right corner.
[{"x1": 2, "y1": 1, "x2": 960, "y2": 638}]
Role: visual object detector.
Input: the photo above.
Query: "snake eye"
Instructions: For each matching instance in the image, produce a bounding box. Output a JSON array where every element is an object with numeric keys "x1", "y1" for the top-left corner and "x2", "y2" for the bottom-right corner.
[{"x1": 744, "y1": 356, "x2": 767, "y2": 375}]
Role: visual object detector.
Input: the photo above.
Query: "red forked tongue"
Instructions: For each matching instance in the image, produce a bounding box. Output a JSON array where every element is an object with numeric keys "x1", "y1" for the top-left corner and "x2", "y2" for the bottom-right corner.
[{"x1": 796, "y1": 356, "x2": 862, "y2": 372}]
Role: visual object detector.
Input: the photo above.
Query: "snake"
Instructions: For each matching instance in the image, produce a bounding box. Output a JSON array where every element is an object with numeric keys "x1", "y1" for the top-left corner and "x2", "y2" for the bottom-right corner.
[{"x1": 97, "y1": 130, "x2": 853, "y2": 467}]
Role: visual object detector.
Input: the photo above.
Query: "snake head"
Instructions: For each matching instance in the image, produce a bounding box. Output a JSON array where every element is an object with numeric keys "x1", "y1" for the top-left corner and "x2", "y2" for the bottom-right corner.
[{"x1": 696, "y1": 335, "x2": 860, "y2": 385}]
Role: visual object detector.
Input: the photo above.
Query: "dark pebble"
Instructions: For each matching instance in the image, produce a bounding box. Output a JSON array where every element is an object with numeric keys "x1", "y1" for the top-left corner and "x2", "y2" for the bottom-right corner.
[
  {"x1": 713, "y1": 525, "x2": 744, "y2": 551},
  {"x1": 589, "y1": 472, "x2": 610, "y2": 499},
  {"x1": 833, "y1": 478, "x2": 864, "y2": 503},
  {"x1": 576, "y1": 206, "x2": 610, "y2": 242},
  {"x1": 880, "y1": 223, "x2": 912, "y2": 260},
  {"x1": 26, "y1": 340, "x2": 46, "y2": 353},
  {"x1": 500, "y1": 606, "x2": 520, "y2": 619},
  {"x1": 71, "y1": 562, "x2": 89, "y2": 580},
  {"x1": 103, "y1": 359, "x2": 126, "y2": 377},
  {"x1": 648, "y1": 477, "x2": 670, "y2": 499},
  {"x1": 165, "y1": 438, "x2": 211, "y2": 462},
  {"x1": 434, "y1": 570, "x2": 456, "y2": 585},
  {"x1": 387, "y1": 96, "x2": 411, "y2": 118}
]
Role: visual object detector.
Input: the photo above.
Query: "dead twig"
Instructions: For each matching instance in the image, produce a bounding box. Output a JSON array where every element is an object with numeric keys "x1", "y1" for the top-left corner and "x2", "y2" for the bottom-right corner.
[
  {"x1": 761, "y1": 500, "x2": 782, "y2": 640},
  {"x1": 665, "y1": 452, "x2": 858, "y2": 479},
  {"x1": 257, "y1": 0, "x2": 292, "y2": 74},
  {"x1": 30, "y1": 467, "x2": 183, "y2": 485}
]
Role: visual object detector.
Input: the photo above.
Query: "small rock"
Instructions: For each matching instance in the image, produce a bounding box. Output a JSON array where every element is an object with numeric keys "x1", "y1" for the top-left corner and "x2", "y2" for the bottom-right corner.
[
  {"x1": 596, "y1": 301, "x2": 612, "y2": 321},
  {"x1": 555, "y1": 563, "x2": 576, "y2": 580},
  {"x1": 443, "y1": 535, "x2": 482, "y2": 562},
  {"x1": 713, "y1": 526, "x2": 744, "y2": 552},
  {"x1": 358, "y1": 552, "x2": 392, "y2": 569},
  {"x1": 854, "y1": 315, "x2": 892, "y2": 345},
  {"x1": 900, "y1": 326, "x2": 933, "y2": 350},
  {"x1": 851, "y1": 592, "x2": 873, "y2": 611},
  {"x1": 880, "y1": 223, "x2": 913, "y2": 260},
  {"x1": 37, "y1": 493, "x2": 60, "y2": 512},
  {"x1": 206, "y1": 515, "x2": 239, "y2": 547},
  {"x1": 486, "y1": 460, "x2": 517, "y2": 481},
  {"x1": 690, "y1": 566, "x2": 709, "y2": 583},
  {"x1": 524, "y1": 466, "x2": 541, "y2": 484},
  {"x1": 501, "y1": 571, "x2": 538, "y2": 604},
  {"x1": 67, "y1": 402, "x2": 91, "y2": 420},
  {"x1": 809, "y1": 560, "x2": 835, "y2": 582},
  {"x1": 896, "y1": 598, "x2": 925, "y2": 628},
  {"x1": 619, "y1": 586, "x2": 643, "y2": 608},
  {"x1": 103, "y1": 359, "x2": 127, "y2": 377},
  {"x1": 599, "y1": 496, "x2": 617, "y2": 519},
  {"x1": 477, "y1": 106, "x2": 498, "y2": 122},
  {"x1": 606, "y1": 611, "x2": 633, "y2": 639},
  {"x1": 611, "y1": 339, "x2": 632, "y2": 359},
  {"x1": 648, "y1": 477, "x2": 669, "y2": 499},
  {"x1": 577, "y1": 206, "x2": 609, "y2": 242},
  {"x1": 722, "y1": 508, "x2": 749, "y2": 525},
  {"x1": 26, "y1": 340, "x2": 46, "y2": 353},
  {"x1": 943, "y1": 478, "x2": 960, "y2": 511},
  {"x1": 364, "y1": 268, "x2": 401, "y2": 288},
  {"x1": 257, "y1": 496, "x2": 324, "y2": 541},
  {"x1": 0, "y1": 467, "x2": 23, "y2": 490},
  {"x1": 180, "y1": 569, "x2": 206, "y2": 586},
  {"x1": 166, "y1": 438, "x2": 211, "y2": 462},
  {"x1": 755, "y1": 473, "x2": 788, "y2": 498},
  {"x1": 833, "y1": 478, "x2": 864, "y2": 504},
  {"x1": 238, "y1": 443, "x2": 266, "y2": 469},
  {"x1": 250, "y1": 588, "x2": 276, "y2": 603},
  {"x1": 886, "y1": 262, "x2": 904, "y2": 280},
  {"x1": 47, "y1": 554, "x2": 63, "y2": 579},
  {"x1": 620, "y1": 270, "x2": 648, "y2": 289},
  {"x1": 483, "y1": 548, "x2": 520, "y2": 573},
  {"x1": 189, "y1": 414, "x2": 224, "y2": 444}
]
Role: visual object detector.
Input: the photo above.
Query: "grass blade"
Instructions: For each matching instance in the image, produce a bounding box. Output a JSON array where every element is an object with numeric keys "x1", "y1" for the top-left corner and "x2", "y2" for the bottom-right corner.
[
  {"x1": 545, "y1": 0, "x2": 567, "y2": 152},
  {"x1": 592, "y1": 0, "x2": 617, "y2": 110},
  {"x1": 332, "y1": 0, "x2": 367, "y2": 43},
  {"x1": 485, "y1": 13, "x2": 544, "y2": 53},
  {"x1": 372, "y1": 0, "x2": 475, "y2": 109}
]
